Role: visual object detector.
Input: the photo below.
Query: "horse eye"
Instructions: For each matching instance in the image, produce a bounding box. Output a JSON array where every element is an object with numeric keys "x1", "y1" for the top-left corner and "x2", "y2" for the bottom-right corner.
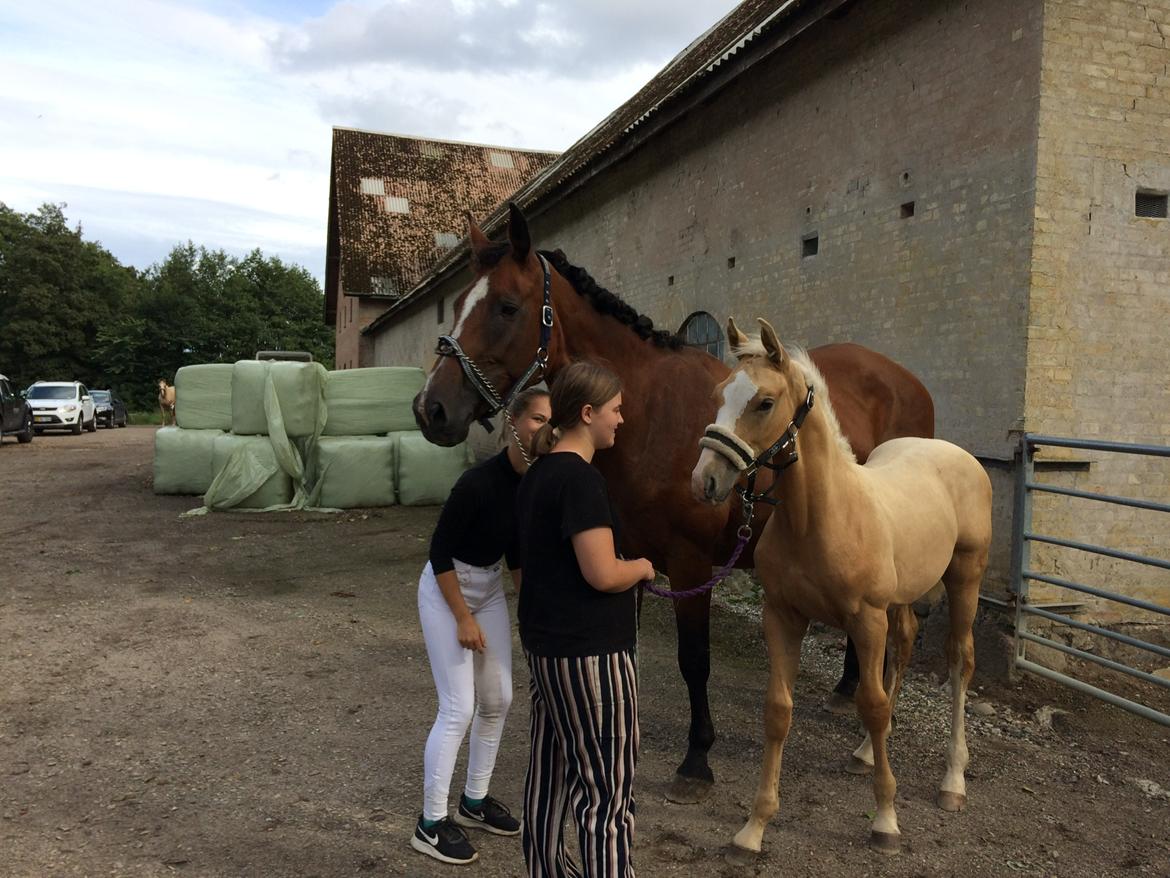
[
  {"x1": 758, "y1": 399, "x2": 774, "y2": 412},
  {"x1": 500, "y1": 302, "x2": 520, "y2": 317}
]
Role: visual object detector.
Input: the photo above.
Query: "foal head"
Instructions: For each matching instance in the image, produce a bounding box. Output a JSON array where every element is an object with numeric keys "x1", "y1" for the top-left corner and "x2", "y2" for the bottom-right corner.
[
  {"x1": 413, "y1": 204, "x2": 553, "y2": 446},
  {"x1": 691, "y1": 317, "x2": 817, "y2": 505}
]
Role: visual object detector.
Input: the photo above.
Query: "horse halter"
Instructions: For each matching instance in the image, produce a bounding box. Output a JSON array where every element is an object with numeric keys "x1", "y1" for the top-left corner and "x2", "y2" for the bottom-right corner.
[
  {"x1": 698, "y1": 385, "x2": 815, "y2": 532},
  {"x1": 435, "y1": 252, "x2": 554, "y2": 435}
]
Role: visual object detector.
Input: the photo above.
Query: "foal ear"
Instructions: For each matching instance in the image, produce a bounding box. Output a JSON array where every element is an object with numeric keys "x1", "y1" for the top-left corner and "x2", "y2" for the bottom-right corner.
[
  {"x1": 467, "y1": 211, "x2": 492, "y2": 266},
  {"x1": 726, "y1": 317, "x2": 751, "y2": 358},
  {"x1": 508, "y1": 202, "x2": 531, "y2": 262},
  {"x1": 757, "y1": 318, "x2": 785, "y2": 366}
]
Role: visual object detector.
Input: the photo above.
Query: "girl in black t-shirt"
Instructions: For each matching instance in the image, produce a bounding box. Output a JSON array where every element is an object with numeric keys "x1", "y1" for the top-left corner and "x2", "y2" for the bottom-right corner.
[
  {"x1": 412, "y1": 388, "x2": 551, "y2": 867},
  {"x1": 515, "y1": 361, "x2": 653, "y2": 878}
]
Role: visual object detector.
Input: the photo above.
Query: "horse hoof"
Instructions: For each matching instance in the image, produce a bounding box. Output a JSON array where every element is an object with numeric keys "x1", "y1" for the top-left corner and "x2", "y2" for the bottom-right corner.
[
  {"x1": 823, "y1": 691, "x2": 855, "y2": 716},
  {"x1": 724, "y1": 844, "x2": 760, "y2": 867},
  {"x1": 870, "y1": 830, "x2": 901, "y2": 854},
  {"x1": 845, "y1": 756, "x2": 874, "y2": 776},
  {"x1": 666, "y1": 774, "x2": 714, "y2": 804},
  {"x1": 937, "y1": 791, "x2": 967, "y2": 812}
]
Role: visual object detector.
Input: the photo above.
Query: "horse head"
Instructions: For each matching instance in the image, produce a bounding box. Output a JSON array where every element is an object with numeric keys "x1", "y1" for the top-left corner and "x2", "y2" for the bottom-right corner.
[
  {"x1": 413, "y1": 203, "x2": 557, "y2": 446},
  {"x1": 691, "y1": 317, "x2": 810, "y2": 504}
]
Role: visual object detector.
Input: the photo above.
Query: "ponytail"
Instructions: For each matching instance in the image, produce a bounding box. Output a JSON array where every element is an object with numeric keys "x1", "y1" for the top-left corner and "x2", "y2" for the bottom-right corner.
[{"x1": 531, "y1": 360, "x2": 622, "y2": 458}]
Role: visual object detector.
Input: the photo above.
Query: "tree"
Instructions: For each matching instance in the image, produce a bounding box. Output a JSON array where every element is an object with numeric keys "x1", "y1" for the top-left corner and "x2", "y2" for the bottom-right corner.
[{"x1": 2, "y1": 203, "x2": 332, "y2": 412}]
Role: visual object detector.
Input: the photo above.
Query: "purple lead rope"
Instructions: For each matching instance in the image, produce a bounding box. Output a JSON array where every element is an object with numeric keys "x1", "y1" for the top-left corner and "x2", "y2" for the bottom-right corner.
[{"x1": 639, "y1": 526, "x2": 753, "y2": 601}]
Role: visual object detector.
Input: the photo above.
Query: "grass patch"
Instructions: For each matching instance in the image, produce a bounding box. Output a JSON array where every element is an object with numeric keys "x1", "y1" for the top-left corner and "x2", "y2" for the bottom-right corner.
[{"x1": 128, "y1": 410, "x2": 164, "y2": 426}]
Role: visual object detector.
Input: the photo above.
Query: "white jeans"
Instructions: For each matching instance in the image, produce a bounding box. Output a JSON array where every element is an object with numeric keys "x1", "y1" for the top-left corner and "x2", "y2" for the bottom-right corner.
[{"x1": 418, "y1": 559, "x2": 514, "y2": 821}]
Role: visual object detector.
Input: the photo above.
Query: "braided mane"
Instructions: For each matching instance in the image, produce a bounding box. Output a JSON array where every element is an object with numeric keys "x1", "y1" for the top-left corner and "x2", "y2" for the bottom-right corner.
[{"x1": 540, "y1": 249, "x2": 685, "y2": 350}]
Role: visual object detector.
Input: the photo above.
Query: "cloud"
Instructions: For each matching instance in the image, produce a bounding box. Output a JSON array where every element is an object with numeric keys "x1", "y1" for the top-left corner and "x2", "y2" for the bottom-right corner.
[{"x1": 271, "y1": 0, "x2": 741, "y2": 78}]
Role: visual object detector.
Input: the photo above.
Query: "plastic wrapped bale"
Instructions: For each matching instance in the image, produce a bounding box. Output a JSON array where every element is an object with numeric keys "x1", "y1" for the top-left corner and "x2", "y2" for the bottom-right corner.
[
  {"x1": 392, "y1": 431, "x2": 471, "y2": 506},
  {"x1": 175, "y1": 364, "x2": 234, "y2": 430},
  {"x1": 153, "y1": 427, "x2": 222, "y2": 495},
  {"x1": 323, "y1": 367, "x2": 425, "y2": 436},
  {"x1": 205, "y1": 434, "x2": 294, "y2": 509},
  {"x1": 310, "y1": 436, "x2": 397, "y2": 508},
  {"x1": 231, "y1": 360, "x2": 327, "y2": 438}
]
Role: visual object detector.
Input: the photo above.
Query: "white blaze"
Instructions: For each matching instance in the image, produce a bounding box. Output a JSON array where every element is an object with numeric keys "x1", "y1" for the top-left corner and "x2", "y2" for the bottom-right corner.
[
  {"x1": 451, "y1": 277, "x2": 490, "y2": 339},
  {"x1": 715, "y1": 370, "x2": 759, "y2": 429}
]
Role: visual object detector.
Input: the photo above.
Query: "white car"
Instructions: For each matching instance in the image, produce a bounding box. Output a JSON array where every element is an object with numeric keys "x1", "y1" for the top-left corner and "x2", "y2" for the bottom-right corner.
[{"x1": 27, "y1": 381, "x2": 97, "y2": 434}]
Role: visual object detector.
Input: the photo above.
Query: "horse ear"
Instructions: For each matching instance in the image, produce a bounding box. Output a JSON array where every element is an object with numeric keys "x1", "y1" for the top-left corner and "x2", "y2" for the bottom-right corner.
[
  {"x1": 508, "y1": 202, "x2": 531, "y2": 262},
  {"x1": 757, "y1": 318, "x2": 785, "y2": 366},
  {"x1": 467, "y1": 211, "x2": 492, "y2": 266},
  {"x1": 726, "y1": 317, "x2": 750, "y2": 357}
]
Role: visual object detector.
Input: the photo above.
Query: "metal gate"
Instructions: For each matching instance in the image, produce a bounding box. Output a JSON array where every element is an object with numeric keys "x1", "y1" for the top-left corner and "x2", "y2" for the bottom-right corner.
[{"x1": 1011, "y1": 434, "x2": 1170, "y2": 727}]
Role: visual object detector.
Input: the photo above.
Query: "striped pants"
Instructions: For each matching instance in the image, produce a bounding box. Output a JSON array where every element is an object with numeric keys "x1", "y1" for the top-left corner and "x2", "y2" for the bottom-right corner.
[{"x1": 523, "y1": 650, "x2": 638, "y2": 878}]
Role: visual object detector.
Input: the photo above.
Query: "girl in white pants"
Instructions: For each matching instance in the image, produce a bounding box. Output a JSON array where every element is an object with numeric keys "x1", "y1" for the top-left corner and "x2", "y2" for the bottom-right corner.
[{"x1": 412, "y1": 388, "x2": 551, "y2": 866}]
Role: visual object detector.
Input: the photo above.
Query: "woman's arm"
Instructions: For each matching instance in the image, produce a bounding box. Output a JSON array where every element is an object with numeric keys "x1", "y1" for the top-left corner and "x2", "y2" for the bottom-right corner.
[
  {"x1": 571, "y1": 527, "x2": 654, "y2": 593},
  {"x1": 433, "y1": 568, "x2": 486, "y2": 652}
]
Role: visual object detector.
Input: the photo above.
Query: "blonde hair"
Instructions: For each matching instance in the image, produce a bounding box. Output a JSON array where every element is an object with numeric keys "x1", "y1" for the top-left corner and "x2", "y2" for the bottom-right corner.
[{"x1": 530, "y1": 360, "x2": 622, "y2": 457}]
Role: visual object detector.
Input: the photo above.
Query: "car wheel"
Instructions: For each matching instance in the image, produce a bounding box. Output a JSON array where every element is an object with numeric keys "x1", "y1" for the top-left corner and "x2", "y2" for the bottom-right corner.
[
  {"x1": 86, "y1": 415, "x2": 96, "y2": 433},
  {"x1": 71, "y1": 417, "x2": 83, "y2": 435},
  {"x1": 17, "y1": 415, "x2": 33, "y2": 444}
]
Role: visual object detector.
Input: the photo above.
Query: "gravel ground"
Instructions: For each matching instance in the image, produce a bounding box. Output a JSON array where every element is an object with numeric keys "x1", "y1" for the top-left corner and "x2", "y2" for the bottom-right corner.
[{"x1": 1, "y1": 427, "x2": 1168, "y2": 877}]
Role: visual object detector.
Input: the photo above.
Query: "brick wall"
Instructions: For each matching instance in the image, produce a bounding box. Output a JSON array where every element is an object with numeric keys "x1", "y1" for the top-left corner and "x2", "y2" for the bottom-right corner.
[{"x1": 1021, "y1": 0, "x2": 1170, "y2": 618}]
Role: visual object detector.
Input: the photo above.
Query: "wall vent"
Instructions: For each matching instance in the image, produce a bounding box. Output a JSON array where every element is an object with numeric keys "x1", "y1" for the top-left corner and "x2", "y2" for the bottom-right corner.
[{"x1": 1135, "y1": 190, "x2": 1168, "y2": 218}]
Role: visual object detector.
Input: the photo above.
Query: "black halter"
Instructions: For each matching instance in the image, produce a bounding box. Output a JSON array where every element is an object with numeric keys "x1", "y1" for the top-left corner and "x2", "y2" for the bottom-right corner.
[
  {"x1": 700, "y1": 385, "x2": 815, "y2": 532},
  {"x1": 435, "y1": 253, "x2": 554, "y2": 432}
]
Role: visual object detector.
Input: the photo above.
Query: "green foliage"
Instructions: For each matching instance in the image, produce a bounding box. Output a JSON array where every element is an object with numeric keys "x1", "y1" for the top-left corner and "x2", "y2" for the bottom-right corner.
[{"x1": 0, "y1": 203, "x2": 332, "y2": 411}]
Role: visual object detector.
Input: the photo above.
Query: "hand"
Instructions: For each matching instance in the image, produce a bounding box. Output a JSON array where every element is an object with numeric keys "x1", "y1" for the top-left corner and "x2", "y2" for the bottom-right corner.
[
  {"x1": 635, "y1": 558, "x2": 655, "y2": 583},
  {"x1": 457, "y1": 615, "x2": 486, "y2": 653}
]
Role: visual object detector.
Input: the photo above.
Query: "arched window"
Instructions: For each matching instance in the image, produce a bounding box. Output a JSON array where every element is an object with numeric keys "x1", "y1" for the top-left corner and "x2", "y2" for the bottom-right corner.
[{"x1": 680, "y1": 311, "x2": 724, "y2": 360}]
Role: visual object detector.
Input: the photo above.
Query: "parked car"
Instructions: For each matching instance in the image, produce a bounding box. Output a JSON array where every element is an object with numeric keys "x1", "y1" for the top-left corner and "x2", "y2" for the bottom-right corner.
[
  {"x1": 0, "y1": 373, "x2": 34, "y2": 444},
  {"x1": 26, "y1": 381, "x2": 97, "y2": 434},
  {"x1": 91, "y1": 389, "x2": 128, "y2": 428}
]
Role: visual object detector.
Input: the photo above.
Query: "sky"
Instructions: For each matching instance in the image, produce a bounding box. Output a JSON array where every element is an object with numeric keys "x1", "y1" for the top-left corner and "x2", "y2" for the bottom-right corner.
[{"x1": 0, "y1": 0, "x2": 743, "y2": 286}]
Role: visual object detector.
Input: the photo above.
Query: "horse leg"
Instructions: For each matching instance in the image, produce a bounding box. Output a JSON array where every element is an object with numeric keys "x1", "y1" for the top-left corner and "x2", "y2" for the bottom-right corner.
[
  {"x1": 825, "y1": 636, "x2": 859, "y2": 714},
  {"x1": 886, "y1": 605, "x2": 917, "y2": 717},
  {"x1": 732, "y1": 602, "x2": 807, "y2": 856},
  {"x1": 849, "y1": 611, "x2": 900, "y2": 853},
  {"x1": 665, "y1": 554, "x2": 717, "y2": 804},
  {"x1": 938, "y1": 551, "x2": 983, "y2": 813}
]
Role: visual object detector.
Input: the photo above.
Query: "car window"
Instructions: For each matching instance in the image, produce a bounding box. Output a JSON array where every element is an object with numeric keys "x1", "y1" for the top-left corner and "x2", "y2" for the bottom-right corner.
[
  {"x1": 79, "y1": 386, "x2": 88, "y2": 398},
  {"x1": 0, "y1": 380, "x2": 10, "y2": 401},
  {"x1": 28, "y1": 386, "x2": 75, "y2": 400},
  {"x1": 92, "y1": 391, "x2": 111, "y2": 403}
]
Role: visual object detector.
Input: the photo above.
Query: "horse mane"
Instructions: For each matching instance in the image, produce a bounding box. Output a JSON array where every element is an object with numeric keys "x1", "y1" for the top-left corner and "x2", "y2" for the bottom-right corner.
[
  {"x1": 731, "y1": 337, "x2": 856, "y2": 463},
  {"x1": 539, "y1": 249, "x2": 685, "y2": 349}
]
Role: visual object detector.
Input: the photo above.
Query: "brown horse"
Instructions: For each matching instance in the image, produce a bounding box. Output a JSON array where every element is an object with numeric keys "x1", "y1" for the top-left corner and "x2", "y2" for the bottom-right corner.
[
  {"x1": 158, "y1": 379, "x2": 176, "y2": 426},
  {"x1": 692, "y1": 318, "x2": 991, "y2": 855},
  {"x1": 413, "y1": 205, "x2": 935, "y2": 800}
]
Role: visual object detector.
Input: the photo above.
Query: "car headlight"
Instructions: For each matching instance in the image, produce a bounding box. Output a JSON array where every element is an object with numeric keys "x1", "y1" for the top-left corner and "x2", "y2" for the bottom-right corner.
[{"x1": 62, "y1": 404, "x2": 78, "y2": 412}]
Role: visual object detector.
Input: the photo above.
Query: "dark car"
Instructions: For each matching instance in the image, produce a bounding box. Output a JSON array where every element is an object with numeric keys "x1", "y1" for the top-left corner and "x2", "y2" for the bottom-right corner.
[
  {"x1": 91, "y1": 389, "x2": 128, "y2": 428},
  {"x1": 0, "y1": 374, "x2": 34, "y2": 444}
]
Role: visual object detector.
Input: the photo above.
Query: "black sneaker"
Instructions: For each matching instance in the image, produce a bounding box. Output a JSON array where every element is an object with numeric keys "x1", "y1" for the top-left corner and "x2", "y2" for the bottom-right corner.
[
  {"x1": 411, "y1": 815, "x2": 478, "y2": 865},
  {"x1": 453, "y1": 794, "x2": 521, "y2": 837}
]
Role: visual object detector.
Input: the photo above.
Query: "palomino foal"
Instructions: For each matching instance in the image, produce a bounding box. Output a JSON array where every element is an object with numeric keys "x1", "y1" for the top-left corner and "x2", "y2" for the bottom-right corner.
[
  {"x1": 691, "y1": 318, "x2": 992, "y2": 855},
  {"x1": 158, "y1": 379, "x2": 176, "y2": 427}
]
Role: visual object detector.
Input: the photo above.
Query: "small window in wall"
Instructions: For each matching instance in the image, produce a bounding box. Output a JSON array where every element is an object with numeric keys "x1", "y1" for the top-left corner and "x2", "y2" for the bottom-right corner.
[
  {"x1": 360, "y1": 177, "x2": 385, "y2": 196},
  {"x1": 384, "y1": 196, "x2": 410, "y2": 214},
  {"x1": 434, "y1": 231, "x2": 460, "y2": 250},
  {"x1": 437, "y1": 296, "x2": 445, "y2": 325},
  {"x1": 802, "y1": 234, "x2": 819, "y2": 258},
  {"x1": 901, "y1": 201, "x2": 915, "y2": 218},
  {"x1": 349, "y1": 298, "x2": 354, "y2": 322},
  {"x1": 488, "y1": 151, "x2": 515, "y2": 169},
  {"x1": 680, "y1": 311, "x2": 725, "y2": 360},
  {"x1": 371, "y1": 276, "x2": 398, "y2": 296},
  {"x1": 1135, "y1": 190, "x2": 1168, "y2": 218}
]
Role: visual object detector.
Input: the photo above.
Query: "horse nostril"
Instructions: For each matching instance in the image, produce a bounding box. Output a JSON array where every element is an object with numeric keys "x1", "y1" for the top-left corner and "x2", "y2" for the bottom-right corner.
[
  {"x1": 427, "y1": 400, "x2": 446, "y2": 425},
  {"x1": 705, "y1": 475, "x2": 717, "y2": 500}
]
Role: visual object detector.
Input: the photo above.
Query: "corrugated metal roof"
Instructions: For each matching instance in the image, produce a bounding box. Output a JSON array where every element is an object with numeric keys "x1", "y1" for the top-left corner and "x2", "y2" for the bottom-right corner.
[{"x1": 364, "y1": 0, "x2": 820, "y2": 334}]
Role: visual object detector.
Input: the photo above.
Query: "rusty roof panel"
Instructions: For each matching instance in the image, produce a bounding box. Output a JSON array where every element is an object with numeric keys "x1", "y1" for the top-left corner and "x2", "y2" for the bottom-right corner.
[{"x1": 329, "y1": 128, "x2": 559, "y2": 300}]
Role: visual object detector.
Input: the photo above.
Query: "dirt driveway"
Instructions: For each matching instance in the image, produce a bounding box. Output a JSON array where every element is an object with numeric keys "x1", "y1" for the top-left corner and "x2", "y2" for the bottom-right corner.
[{"x1": 1, "y1": 428, "x2": 1167, "y2": 877}]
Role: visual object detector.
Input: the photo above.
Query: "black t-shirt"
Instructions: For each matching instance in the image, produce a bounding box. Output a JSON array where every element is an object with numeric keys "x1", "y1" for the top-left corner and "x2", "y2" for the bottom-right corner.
[
  {"x1": 516, "y1": 452, "x2": 636, "y2": 657},
  {"x1": 428, "y1": 450, "x2": 522, "y2": 574}
]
